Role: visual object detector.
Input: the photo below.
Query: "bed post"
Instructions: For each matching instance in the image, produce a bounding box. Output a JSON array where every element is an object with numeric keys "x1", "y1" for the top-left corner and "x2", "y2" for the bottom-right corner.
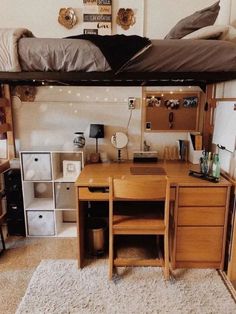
[
  {"x1": 203, "y1": 84, "x2": 216, "y2": 152},
  {"x1": 0, "y1": 84, "x2": 16, "y2": 160}
]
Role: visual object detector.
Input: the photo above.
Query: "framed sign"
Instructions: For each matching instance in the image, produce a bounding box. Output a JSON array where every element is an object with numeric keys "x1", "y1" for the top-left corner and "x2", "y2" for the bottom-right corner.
[{"x1": 83, "y1": 0, "x2": 112, "y2": 35}]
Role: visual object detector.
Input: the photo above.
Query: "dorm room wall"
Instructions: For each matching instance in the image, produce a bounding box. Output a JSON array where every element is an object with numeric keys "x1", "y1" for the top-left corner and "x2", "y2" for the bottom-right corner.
[
  {"x1": 0, "y1": 0, "x2": 235, "y2": 168},
  {"x1": 0, "y1": 0, "x2": 219, "y2": 38}
]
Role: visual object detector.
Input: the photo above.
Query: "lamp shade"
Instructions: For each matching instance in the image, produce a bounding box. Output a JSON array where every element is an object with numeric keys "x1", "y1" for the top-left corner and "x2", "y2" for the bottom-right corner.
[{"x1": 89, "y1": 124, "x2": 104, "y2": 139}]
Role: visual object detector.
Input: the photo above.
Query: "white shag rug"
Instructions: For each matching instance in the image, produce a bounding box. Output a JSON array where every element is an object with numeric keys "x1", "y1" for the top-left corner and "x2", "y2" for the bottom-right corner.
[{"x1": 16, "y1": 259, "x2": 236, "y2": 314}]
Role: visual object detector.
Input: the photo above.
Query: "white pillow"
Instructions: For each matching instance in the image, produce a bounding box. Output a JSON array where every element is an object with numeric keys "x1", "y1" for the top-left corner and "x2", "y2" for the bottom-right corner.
[
  {"x1": 220, "y1": 25, "x2": 236, "y2": 42},
  {"x1": 182, "y1": 24, "x2": 229, "y2": 39}
]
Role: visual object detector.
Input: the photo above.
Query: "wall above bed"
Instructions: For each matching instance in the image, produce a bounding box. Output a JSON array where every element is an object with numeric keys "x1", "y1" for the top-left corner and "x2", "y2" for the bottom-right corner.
[{"x1": 0, "y1": 0, "x2": 234, "y2": 38}]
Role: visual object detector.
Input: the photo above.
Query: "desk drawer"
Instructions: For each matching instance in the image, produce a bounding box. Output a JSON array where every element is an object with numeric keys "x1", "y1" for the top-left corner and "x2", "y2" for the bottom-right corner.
[
  {"x1": 178, "y1": 187, "x2": 227, "y2": 206},
  {"x1": 178, "y1": 207, "x2": 225, "y2": 226},
  {"x1": 176, "y1": 226, "x2": 223, "y2": 262},
  {"x1": 78, "y1": 187, "x2": 109, "y2": 201},
  {"x1": 78, "y1": 187, "x2": 176, "y2": 201}
]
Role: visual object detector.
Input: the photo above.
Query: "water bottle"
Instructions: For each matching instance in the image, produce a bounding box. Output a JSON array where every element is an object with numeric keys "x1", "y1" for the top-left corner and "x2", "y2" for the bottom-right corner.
[{"x1": 212, "y1": 153, "x2": 220, "y2": 179}]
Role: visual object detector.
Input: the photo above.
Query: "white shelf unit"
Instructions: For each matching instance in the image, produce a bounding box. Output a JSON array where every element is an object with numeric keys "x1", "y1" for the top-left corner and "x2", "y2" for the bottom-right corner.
[{"x1": 20, "y1": 148, "x2": 84, "y2": 237}]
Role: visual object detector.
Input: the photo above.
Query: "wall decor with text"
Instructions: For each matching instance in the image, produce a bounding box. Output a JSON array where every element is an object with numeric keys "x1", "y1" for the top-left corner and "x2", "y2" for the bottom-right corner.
[{"x1": 83, "y1": 0, "x2": 112, "y2": 35}]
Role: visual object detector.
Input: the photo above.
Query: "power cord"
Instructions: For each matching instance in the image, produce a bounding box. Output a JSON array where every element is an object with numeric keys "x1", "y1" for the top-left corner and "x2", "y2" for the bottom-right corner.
[{"x1": 125, "y1": 108, "x2": 133, "y2": 160}]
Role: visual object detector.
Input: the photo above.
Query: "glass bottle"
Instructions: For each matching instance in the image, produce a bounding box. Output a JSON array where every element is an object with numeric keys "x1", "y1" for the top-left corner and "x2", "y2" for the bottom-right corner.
[{"x1": 212, "y1": 153, "x2": 220, "y2": 179}]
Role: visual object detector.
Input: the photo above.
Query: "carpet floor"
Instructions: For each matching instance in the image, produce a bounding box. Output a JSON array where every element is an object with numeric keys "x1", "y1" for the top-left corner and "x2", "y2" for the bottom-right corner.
[{"x1": 16, "y1": 259, "x2": 236, "y2": 314}]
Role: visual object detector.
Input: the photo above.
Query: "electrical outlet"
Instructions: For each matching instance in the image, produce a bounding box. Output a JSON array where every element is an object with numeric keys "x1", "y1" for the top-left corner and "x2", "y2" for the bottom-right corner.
[{"x1": 128, "y1": 97, "x2": 136, "y2": 109}]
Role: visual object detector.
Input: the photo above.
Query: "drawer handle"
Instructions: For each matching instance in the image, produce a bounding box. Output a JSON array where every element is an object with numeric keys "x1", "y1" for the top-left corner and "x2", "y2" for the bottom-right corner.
[
  {"x1": 12, "y1": 206, "x2": 17, "y2": 210},
  {"x1": 88, "y1": 187, "x2": 109, "y2": 193},
  {"x1": 66, "y1": 187, "x2": 70, "y2": 190},
  {"x1": 34, "y1": 158, "x2": 38, "y2": 162},
  {"x1": 38, "y1": 215, "x2": 43, "y2": 219}
]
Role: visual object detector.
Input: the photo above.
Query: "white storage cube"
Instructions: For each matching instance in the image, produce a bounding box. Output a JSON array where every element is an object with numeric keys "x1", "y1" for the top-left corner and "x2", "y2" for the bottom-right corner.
[
  {"x1": 22, "y1": 153, "x2": 52, "y2": 181},
  {"x1": 27, "y1": 210, "x2": 55, "y2": 236},
  {"x1": 55, "y1": 210, "x2": 77, "y2": 237},
  {"x1": 55, "y1": 182, "x2": 76, "y2": 209}
]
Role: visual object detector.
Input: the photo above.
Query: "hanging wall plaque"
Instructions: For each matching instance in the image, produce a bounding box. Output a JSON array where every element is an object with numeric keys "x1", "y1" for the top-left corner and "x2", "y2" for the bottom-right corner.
[{"x1": 83, "y1": 0, "x2": 112, "y2": 35}]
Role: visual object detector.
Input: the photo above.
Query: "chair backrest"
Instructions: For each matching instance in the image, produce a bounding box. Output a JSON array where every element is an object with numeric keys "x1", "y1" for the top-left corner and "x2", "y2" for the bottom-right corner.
[
  {"x1": 109, "y1": 176, "x2": 170, "y2": 226},
  {"x1": 109, "y1": 176, "x2": 169, "y2": 201}
]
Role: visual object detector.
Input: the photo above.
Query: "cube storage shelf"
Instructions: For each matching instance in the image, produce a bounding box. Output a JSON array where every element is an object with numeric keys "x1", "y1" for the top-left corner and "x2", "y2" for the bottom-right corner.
[{"x1": 20, "y1": 148, "x2": 84, "y2": 237}]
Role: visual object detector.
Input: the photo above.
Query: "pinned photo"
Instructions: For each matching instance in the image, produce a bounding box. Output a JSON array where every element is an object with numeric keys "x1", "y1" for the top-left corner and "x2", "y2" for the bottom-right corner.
[
  {"x1": 183, "y1": 96, "x2": 198, "y2": 108},
  {"x1": 146, "y1": 96, "x2": 162, "y2": 107}
]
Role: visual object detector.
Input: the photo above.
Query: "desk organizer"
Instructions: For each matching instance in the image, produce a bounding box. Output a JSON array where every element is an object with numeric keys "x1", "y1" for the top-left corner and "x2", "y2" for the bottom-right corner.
[{"x1": 189, "y1": 170, "x2": 220, "y2": 183}]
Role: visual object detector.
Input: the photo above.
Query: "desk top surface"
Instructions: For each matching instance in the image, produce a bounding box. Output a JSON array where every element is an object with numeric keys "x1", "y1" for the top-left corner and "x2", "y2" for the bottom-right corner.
[{"x1": 75, "y1": 161, "x2": 230, "y2": 187}]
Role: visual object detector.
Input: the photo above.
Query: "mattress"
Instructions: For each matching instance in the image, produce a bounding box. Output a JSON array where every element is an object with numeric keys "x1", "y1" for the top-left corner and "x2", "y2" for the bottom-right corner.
[
  {"x1": 1, "y1": 36, "x2": 236, "y2": 87},
  {"x1": 18, "y1": 37, "x2": 236, "y2": 74}
]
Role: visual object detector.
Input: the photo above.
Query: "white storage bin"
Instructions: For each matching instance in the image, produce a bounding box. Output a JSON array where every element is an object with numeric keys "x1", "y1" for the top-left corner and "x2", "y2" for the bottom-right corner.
[
  {"x1": 55, "y1": 210, "x2": 77, "y2": 237},
  {"x1": 27, "y1": 210, "x2": 55, "y2": 236},
  {"x1": 22, "y1": 153, "x2": 52, "y2": 181},
  {"x1": 54, "y1": 182, "x2": 76, "y2": 209}
]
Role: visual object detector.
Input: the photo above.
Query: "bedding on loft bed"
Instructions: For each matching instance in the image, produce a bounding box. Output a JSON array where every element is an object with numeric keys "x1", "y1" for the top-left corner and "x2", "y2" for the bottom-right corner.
[{"x1": 1, "y1": 28, "x2": 236, "y2": 87}]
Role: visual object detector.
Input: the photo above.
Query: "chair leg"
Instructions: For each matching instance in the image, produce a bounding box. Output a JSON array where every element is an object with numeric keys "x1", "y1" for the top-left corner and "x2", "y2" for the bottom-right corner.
[
  {"x1": 164, "y1": 233, "x2": 170, "y2": 280},
  {"x1": 109, "y1": 233, "x2": 113, "y2": 280}
]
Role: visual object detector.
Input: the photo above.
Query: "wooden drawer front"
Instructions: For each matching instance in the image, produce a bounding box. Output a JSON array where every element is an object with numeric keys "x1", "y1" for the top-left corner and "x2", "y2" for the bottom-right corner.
[
  {"x1": 78, "y1": 187, "x2": 108, "y2": 201},
  {"x1": 22, "y1": 153, "x2": 51, "y2": 181},
  {"x1": 176, "y1": 227, "x2": 223, "y2": 262},
  {"x1": 178, "y1": 187, "x2": 227, "y2": 206},
  {"x1": 178, "y1": 207, "x2": 225, "y2": 226}
]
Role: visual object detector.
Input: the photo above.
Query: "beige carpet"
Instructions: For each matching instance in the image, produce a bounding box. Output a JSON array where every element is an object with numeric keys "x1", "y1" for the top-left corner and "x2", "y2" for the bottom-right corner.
[
  {"x1": 15, "y1": 259, "x2": 236, "y2": 314},
  {"x1": 0, "y1": 268, "x2": 34, "y2": 314}
]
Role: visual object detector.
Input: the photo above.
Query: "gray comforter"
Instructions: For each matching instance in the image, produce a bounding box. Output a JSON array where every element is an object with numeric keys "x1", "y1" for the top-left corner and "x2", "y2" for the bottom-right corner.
[
  {"x1": 19, "y1": 37, "x2": 236, "y2": 73},
  {"x1": 19, "y1": 38, "x2": 111, "y2": 72},
  {"x1": 1, "y1": 27, "x2": 236, "y2": 73},
  {"x1": 125, "y1": 39, "x2": 236, "y2": 72}
]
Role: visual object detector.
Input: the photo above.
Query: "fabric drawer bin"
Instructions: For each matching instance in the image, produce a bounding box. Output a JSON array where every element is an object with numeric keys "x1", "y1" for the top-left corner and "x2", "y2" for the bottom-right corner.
[
  {"x1": 22, "y1": 153, "x2": 52, "y2": 181},
  {"x1": 27, "y1": 211, "x2": 55, "y2": 236},
  {"x1": 55, "y1": 183, "x2": 76, "y2": 209}
]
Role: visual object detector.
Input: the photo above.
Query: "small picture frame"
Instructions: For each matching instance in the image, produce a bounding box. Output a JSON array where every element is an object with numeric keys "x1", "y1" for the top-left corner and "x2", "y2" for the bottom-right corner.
[
  {"x1": 146, "y1": 96, "x2": 162, "y2": 107},
  {"x1": 164, "y1": 99, "x2": 180, "y2": 110},
  {"x1": 183, "y1": 96, "x2": 198, "y2": 108},
  {"x1": 63, "y1": 160, "x2": 81, "y2": 180}
]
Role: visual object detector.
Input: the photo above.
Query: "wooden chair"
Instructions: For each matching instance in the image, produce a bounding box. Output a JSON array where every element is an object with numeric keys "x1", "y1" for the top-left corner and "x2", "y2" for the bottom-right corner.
[{"x1": 108, "y1": 176, "x2": 170, "y2": 280}]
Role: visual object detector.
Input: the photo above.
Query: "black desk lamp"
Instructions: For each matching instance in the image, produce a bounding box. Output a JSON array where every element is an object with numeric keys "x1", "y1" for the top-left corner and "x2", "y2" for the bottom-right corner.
[{"x1": 89, "y1": 124, "x2": 104, "y2": 162}]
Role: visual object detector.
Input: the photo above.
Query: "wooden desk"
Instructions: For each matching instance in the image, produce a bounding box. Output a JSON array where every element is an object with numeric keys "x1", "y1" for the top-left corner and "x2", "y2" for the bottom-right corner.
[{"x1": 75, "y1": 161, "x2": 231, "y2": 269}]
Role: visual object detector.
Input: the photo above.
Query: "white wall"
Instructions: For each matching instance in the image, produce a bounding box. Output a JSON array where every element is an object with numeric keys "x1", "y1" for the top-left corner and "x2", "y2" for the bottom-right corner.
[
  {"x1": 0, "y1": 0, "x2": 144, "y2": 37},
  {"x1": 0, "y1": 0, "x2": 233, "y2": 38},
  {"x1": 13, "y1": 87, "x2": 142, "y2": 161},
  {"x1": 215, "y1": 81, "x2": 236, "y2": 176},
  {"x1": 230, "y1": 0, "x2": 236, "y2": 26},
  {"x1": 13, "y1": 85, "x2": 201, "y2": 161},
  {"x1": 0, "y1": 0, "x2": 235, "y2": 172},
  {"x1": 145, "y1": 0, "x2": 216, "y2": 38}
]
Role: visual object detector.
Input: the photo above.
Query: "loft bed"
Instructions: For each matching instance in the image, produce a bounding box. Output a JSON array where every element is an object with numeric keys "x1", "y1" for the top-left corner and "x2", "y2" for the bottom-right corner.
[{"x1": 1, "y1": 30, "x2": 236, "y2": 90}]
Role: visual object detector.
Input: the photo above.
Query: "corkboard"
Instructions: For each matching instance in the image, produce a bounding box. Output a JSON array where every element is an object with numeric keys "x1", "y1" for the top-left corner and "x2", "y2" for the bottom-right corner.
[{"x1": 145, "y1": 92, "x2": 200, "y2": 131}]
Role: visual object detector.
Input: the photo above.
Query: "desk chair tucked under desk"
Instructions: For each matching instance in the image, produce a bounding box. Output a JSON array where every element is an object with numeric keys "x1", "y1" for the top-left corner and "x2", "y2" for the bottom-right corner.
[{"x1": 108, "y1": 176, "x2": 170, "y2": 280}]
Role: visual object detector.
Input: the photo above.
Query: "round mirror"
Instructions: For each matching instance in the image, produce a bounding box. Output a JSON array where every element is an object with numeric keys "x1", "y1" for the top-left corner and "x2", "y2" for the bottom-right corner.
[{"x1": 111, "y1": 132, "x2": 128, "y2": 149}]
